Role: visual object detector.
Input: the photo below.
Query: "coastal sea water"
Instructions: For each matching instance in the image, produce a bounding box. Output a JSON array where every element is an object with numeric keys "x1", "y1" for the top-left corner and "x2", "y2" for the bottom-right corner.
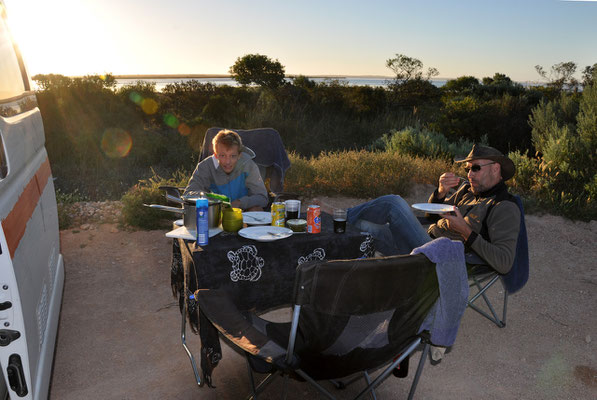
[{"x1": 115, "y1": 76, "x2": 449, "y2": 91}]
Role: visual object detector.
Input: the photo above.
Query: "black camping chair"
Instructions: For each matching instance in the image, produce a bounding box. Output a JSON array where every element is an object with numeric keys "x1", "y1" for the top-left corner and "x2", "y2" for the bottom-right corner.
[
  {"x1": 195, "y1": 253, "x2": 441, "y2": 400},
  {"x1": 200, "y1": 127, "x2": 295, "y2": 205},
  {"x1": 466, "y1": 195, "x2": 529, "y2": 328}
]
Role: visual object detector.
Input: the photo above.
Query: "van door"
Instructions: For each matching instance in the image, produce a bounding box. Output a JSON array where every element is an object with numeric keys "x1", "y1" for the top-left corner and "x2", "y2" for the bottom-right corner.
[{"x1": 0, "y1": 2, "x2": 64, "y2": 399}]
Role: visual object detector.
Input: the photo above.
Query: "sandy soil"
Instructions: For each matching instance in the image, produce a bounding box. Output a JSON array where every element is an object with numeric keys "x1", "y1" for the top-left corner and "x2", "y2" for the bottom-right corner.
[{"x1": 49, "y1": 186, "x2": 596, "y2": 399}]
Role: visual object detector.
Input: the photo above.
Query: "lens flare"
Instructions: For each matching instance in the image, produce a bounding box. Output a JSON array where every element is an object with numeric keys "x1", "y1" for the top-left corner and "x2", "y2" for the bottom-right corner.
[
  {"x1": 129, "y1": 91, "x2": 143, "y2": 105},
  {"x1": 101, "y1": 128, "x2": 132, "y2": 158},
  {"x1": 163, "y1": 113, "x2": 179, "y2": 128},
  {"x1": 141, "y1": 98, "x2": 158, "y2": 114},
  {"x1": 178, "y1": 123, "x2": 191, "y2": 136}
]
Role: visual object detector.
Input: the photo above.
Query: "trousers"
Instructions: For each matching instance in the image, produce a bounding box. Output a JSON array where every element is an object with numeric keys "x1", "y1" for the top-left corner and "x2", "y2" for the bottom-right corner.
[{"x1": 347, "y1": 195, "x2": 432, "y2": 256}]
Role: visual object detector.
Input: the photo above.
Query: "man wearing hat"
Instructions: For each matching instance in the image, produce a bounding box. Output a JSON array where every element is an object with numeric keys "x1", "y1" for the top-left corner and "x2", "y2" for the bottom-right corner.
[{"x1": 346, "y1": 144, "x2": 520, "y2": 273}]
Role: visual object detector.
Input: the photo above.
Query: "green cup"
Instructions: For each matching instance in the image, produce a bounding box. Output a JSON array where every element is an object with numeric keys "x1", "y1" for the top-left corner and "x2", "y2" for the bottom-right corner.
[{"x1": 222, "y1": 207, "x2": 243, "y2": 232}]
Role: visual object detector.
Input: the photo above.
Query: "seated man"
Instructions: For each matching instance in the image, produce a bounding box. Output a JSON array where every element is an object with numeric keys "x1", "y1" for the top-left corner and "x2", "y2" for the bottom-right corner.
[
  {"x1": 347, "y1": 145, "x2": 520, "y2": 274},
  {"x1": 184, "y1": 129, "x2": 268, "y2": 211}
]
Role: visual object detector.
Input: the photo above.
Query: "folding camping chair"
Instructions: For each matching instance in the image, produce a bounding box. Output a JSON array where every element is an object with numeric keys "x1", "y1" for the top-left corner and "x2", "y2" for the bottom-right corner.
[
  {"x1": 415, "y1": 195, "x2": 529, "y2": 328},
  {"x1": 195, "y1": 253, "x2": 442, "y2": 400},
  {"x1": 465, "y1": 195, "x2": 529, "y2": 328}
]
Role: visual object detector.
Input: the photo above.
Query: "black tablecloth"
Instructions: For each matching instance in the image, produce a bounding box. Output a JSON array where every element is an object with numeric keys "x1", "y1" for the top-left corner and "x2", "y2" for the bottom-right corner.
[
  {"x1": 172, "y1": 212, "x2": 374, "y2": 330},
  {"x1": 170, "y1": 212, "x2": 374, "y2": 384}
]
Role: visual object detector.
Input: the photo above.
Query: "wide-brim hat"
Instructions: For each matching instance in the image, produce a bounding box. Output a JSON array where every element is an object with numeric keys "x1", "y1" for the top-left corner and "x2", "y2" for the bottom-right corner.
[{"x1": 455, "y1": 144, "x2": 516, "y2": 181}]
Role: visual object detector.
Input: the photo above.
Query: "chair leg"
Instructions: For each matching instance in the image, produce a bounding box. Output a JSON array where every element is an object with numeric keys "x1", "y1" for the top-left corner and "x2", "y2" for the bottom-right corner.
[
  {"x1": 502, "y1": 290, "x2": 508, "y2": 326},
  {"x1": 468, "y1": 275, "x2": 506, "y2": 328},
  {"x1": 354, "y1": 338, "x2": 422, "y2": 400},
  {"x1": 244, "y1": 355, "x2": 283, "y2": 400},
  {"x1": 362, "y1": 371, "x2": 377, "y2": 400},
  {"x1": 295, "y1": 369, "x2": 337, "y2": 400},
  {"x1": 407, "y1": 342, "x2": 430, "y2": 400},
  {"x1": 246, "y1": 356, "x2": 257, "y2": 399},
  {"x1": 181, "y1": 306, "x2": 202, "y2": 386}
]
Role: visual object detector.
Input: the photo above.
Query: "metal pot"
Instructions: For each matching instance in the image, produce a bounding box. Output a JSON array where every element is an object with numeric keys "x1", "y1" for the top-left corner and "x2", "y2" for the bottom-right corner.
[
  {"x1": 148, "y1": 195, "x2": 223, "y2": 230},
  {"x1": 181, "y1": 196, "x2": 223, "y2": 231}
]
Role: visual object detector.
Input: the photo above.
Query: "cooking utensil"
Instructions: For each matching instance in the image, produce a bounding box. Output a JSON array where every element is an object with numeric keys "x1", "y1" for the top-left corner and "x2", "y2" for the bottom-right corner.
[{"x1": 146, "y1": 195, "x2": 223, "y2": 230}]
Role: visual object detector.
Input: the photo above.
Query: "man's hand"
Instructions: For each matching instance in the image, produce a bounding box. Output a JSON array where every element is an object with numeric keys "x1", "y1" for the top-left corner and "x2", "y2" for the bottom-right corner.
[
  {"x1": 438, "y1": 172, "x2": 461, "y2": 199},
  {"x1": 441, "y1": 207, "x2": 472, "y2": 241}
]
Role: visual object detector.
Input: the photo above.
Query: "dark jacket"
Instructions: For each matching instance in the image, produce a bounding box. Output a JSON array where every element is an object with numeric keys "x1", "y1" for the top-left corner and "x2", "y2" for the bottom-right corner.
[{"x1": 427, "y1": 181, "x2": 520, "y2": 274}]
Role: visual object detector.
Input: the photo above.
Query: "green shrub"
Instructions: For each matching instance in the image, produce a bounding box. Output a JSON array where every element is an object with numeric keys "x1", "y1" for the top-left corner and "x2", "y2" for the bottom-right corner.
[
  {"x1": 121, "y1": 169, "x2": 191, "y2": 229},
  {"x1": 510, "y1": 73, "x2": 597, "y2": 220},
  {"x1": 55, "y1": 188, "x2": 87, "y2": 229},
  {"x1": 378, "y1": 125, "x2": 483, "y2": 161}
]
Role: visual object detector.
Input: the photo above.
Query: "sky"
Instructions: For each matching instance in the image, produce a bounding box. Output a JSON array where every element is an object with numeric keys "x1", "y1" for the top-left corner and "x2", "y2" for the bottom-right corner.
[{"x1": 3, "y1": 0, "x2": 597, "y2": 82}]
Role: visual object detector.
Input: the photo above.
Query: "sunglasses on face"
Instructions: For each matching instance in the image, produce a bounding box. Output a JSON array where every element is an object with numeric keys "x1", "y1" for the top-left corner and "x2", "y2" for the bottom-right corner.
[{"x1": 465, "y1": 162, "x2": 495, "y2": 174}]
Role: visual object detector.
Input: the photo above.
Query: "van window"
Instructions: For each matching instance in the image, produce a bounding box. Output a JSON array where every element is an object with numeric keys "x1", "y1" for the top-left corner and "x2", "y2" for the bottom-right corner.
[{"x1": 0, "y1": 15, "x2": 25, "y2": 101}]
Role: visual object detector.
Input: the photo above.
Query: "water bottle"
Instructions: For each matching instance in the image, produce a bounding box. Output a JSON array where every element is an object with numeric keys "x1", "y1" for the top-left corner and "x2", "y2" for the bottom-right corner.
[{"x1": 196, "y1": 192, "x2": 209, "y2": 246}]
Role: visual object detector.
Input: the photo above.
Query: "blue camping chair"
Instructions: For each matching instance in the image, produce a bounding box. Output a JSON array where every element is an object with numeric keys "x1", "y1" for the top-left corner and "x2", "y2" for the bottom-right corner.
[
  {"x1": 200, "y1": 127, "x2": 291, "y2": 195},
  {"x1": 466, "y1": 195, "x2": 529, "y2": 327}
]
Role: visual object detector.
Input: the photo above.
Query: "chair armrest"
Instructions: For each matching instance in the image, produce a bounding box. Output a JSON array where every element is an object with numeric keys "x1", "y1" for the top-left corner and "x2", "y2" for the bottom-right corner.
[
  {"x1": 195, "y1": 289, "x2": 289, "y2": 364},
  {"x1": 159, "y1": 185, "x2": 184, "y2": 199}
]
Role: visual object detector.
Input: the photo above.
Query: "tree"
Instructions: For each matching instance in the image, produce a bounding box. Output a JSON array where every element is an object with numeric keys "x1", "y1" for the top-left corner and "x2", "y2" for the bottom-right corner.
[
  {"x1": 385, "y1": 54, "x2": 439, "y2": 84},
  {"x1": 229, "y1": 54, "x2": 286, "y2": 88},
  {"x1": 582, "y1": 63, "x2": 596, "y2": 88},
  {"x1": 535, "y1": 61, "x2": 579, "y2": 91},
  {"x1": 482, "y1": 73, "x2": 513, "y2": 86},
  {"x1": 443, "y1": 76, "x2": 480, "y2": 95}
]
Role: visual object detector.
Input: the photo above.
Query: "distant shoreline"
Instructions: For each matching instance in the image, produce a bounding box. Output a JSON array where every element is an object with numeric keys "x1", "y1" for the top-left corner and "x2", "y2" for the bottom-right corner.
[{"x1": 112, "y1": 74, "x2": 396, "y2": 80}]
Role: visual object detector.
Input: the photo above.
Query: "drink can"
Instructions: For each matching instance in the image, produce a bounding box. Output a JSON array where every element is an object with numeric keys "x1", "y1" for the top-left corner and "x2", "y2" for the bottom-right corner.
[
  {"x1": 271, "y1": 202, "x2": 285, "y2": 227},
  {"x1": 307, "y1": 205, "x2": 321, "y2": 234}
]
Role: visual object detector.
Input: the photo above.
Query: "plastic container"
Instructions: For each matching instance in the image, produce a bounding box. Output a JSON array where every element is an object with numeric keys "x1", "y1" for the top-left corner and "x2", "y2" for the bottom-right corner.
[{"x1": 196, "y1": 193, "x2": 209, "y2": 246}]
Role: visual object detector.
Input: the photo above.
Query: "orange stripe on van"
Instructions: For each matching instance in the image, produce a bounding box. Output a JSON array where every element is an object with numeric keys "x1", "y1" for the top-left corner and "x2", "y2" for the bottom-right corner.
[{"x1": 1, "y1": 157, "x2": 51, "y2": 258}]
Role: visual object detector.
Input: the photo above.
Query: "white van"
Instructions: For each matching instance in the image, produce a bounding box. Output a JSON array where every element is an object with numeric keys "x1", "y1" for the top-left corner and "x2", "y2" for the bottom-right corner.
[{"x1": 0, "y1": 1, "x2": 64, "y2": 399}]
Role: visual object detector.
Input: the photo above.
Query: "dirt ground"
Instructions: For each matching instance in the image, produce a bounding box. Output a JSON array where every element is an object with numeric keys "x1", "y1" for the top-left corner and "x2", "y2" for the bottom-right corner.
[{"x1": 49, "y1": 186, "x2": 596, "y2": 399}]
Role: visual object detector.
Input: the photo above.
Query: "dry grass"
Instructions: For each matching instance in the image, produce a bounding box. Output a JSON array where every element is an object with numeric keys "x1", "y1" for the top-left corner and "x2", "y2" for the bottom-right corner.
[{"x1": 284, "y1": 150, "x2": 451, "y2": 198}]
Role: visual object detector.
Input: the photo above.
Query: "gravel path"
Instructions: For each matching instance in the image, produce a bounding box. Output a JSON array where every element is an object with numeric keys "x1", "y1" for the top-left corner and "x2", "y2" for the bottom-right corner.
[{"x1": 50, "y1": 188, "x2": 597, "y2": 399}]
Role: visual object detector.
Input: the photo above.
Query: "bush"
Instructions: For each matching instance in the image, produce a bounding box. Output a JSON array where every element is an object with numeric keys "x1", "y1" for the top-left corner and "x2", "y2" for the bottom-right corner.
[
  {"x1": 121, "y1": 169, "x2": 191, "y2": 229},
  {"x1": 378, "y1": 125, "x2": 482, "y2": 161},
  {"x1": 510, "y1": 73, "x2": 597, "y2": 220},
  {"x1": 55, "y1": 188, "x2": 87, "y2": 229}
]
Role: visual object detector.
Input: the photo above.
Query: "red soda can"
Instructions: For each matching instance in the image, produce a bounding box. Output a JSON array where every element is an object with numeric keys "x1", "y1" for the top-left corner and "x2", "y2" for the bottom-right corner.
[{"x1": 307, "y1": 205, "x2": 321, "y2": 233}]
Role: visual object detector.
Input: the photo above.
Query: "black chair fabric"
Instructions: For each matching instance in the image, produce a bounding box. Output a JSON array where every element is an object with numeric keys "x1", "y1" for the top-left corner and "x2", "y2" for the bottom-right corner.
[{"x1": 196, "y1": 253, "x2": 439, "y2": 383}]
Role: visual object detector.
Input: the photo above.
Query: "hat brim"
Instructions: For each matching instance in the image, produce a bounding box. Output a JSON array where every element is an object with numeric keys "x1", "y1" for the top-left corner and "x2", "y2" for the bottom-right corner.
[{"x1": 455, "y1": 155, "x2": 515, "y2": 181}]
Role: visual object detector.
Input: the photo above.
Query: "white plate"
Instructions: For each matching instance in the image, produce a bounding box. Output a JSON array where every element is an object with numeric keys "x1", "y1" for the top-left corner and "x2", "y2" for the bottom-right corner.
[
  {"x1": 411, "y1": 203, "x2": 456, "y2": 214},
  {"x1": 165, "y1": 226, "x2": 223, "y2": 240},
  {"x1": 243, "y1": 211, "x2": 272, "y2": 225},
  {"x1": 238, "y1": 226, "x2": 293, "y2": 242}
]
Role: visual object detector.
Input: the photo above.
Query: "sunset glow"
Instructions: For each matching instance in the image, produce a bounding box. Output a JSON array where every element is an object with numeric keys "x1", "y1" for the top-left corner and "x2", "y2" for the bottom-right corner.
[{"x1": 3, "y1": 0, "x2": 597, "y2": 82}]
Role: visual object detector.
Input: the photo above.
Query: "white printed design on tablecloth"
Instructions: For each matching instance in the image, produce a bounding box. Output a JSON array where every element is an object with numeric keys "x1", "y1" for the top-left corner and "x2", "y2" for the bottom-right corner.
[
  {"x1": 228, "y1": 245, "x2": 265, "y2": 282},
  {"x1": 360, "y1": 235, "x2": 375, "y2": 258},
  {"x1": 298, "y1": 248, "x2": 326, "y2": 265}
]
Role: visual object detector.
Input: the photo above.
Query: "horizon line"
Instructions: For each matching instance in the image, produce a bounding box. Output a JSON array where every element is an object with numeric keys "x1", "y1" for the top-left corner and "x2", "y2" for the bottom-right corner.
[{"x1": 37, "y1": 73, "x2": 545, "y2": 84}]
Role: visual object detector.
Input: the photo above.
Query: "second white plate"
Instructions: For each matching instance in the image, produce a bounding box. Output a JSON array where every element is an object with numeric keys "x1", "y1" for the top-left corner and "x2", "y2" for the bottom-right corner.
[
  {"x1": 243, "y1": 211, "x2": 272, "y2": 225},
  {"x1": 238, "y1": 226, "x2": 292, "y2": 242},
  {"x1": 411, "y1": 203, "x2": 456, "y2": 214}
]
